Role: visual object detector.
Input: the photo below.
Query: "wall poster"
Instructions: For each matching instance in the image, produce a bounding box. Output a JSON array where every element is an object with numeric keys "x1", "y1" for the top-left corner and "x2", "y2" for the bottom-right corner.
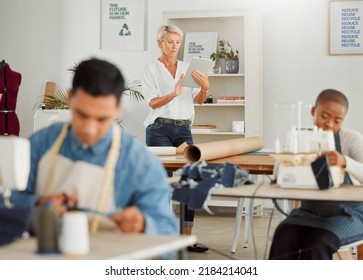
[
  {"x1": 329, "y1": 0, "x2": 363, "y2": 55},
  {"x1": 183, "y1": 32, "x2": 218, "y2": 63},
  {"x1": 101, "y1": 0, "x2": 146, "y2": 51}
]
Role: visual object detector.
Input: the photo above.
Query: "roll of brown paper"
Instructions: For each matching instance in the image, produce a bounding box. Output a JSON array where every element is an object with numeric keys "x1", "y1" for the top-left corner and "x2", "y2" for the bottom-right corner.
[
  {"x1": 184, "y1": 136, "x2": 264, "y2": 162},
  {"x1": 44, "y1": 81, "x2": 56, "y2": 97},
  {"x1": 147, "y1": 146, "x2": 176, "y2": 156}
]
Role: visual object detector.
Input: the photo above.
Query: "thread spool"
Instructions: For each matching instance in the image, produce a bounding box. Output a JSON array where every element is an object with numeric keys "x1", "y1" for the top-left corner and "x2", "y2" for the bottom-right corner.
[
  {"x1": 60, "y1": 211, "x2": 89, "y2": 256},
  {"x1": 37, "y1": 201, "x2": 60, "y2": 254}
]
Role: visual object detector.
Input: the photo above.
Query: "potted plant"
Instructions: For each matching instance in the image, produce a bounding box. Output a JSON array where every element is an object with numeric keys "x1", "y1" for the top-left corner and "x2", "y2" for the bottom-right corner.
[
  {"x1": 34, "y1": 80, "x2": 143, "y2": 109},
  {"x1": 34, "y1": 63, "x2": 144, "y2": 127},
  {"x1": 210, "y1": 39, "x2": 239, "y2": 74}
]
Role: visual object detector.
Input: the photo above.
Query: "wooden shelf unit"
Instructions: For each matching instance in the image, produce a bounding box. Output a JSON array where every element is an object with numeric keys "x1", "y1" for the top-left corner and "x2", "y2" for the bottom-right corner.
[{"x1": 164, "y1": 10, "x2": 263, "y2": 144}]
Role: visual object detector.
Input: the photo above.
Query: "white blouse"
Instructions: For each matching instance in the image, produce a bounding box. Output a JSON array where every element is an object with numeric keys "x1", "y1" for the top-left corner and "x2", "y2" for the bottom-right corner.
[
  {"x1": 340, "y1": 128, "x2": 363, "y2": 184},
  {"x1": 142, "y1": 59, "x2": 199, "y2": 127}
]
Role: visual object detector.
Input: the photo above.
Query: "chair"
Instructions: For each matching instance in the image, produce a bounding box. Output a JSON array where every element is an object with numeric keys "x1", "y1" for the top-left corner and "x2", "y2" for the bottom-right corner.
[
  {"x1": 231, "y1": 197, "x2": 294, "y2": 253},
  {"x1": 231, "y1": 197, "x2": 253, "y2": 253},
  {"x1": 230, "y1": 172, "x2": 294, "y2": 253},
  {"x1": 206, "y1": 196, "x2": 263, "y2": 254},
  {"x1": 230, "y1": 175, "x2": 271, "y2": 253},
  {"x1": 335, "y1": 240, "x2": 363, "y2": 260}
]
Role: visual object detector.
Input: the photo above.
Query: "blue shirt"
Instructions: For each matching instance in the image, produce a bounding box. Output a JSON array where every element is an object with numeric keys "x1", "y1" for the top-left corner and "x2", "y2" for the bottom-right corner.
[{"x1": 11, "y1": 123, "x2": 177, "y2": 236}]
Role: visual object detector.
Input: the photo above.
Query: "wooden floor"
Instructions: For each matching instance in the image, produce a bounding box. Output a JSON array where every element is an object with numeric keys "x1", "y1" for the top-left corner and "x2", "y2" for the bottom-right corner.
[
  {"x1": 183, "y1": 207, "x2": 280, "y2": 260},
  {"x1": 181, "y1": 207, "x2": 358, "y2": 260}
]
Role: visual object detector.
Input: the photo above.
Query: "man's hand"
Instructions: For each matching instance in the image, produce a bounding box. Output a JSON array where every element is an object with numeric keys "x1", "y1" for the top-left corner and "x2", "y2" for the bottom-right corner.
[
  {"x1": 109, "y1": 206, "x2": 145, "y2": 233},
  {"x1": 37, "y1": 193, "x2": 78, "y2": 215},
  {"x1": 322, "y1": 150, "x2": 347, "y2": 168}
]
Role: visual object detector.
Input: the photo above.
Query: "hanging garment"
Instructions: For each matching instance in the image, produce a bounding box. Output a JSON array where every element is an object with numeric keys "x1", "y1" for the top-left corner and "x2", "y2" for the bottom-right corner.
[{"x1": 0, "y1": 62, "x2": 22, "y2": 136}]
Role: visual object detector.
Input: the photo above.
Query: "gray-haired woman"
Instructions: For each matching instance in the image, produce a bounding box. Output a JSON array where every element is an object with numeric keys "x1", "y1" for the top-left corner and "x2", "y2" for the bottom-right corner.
[{"x1": 143, "y1": 24, "x2": 210, "y2": 253}]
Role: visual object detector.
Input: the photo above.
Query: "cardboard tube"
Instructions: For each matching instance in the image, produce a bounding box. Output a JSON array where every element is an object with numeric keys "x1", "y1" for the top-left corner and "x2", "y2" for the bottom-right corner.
[
  {"x1": 44, "y1": 81, "x2": 56, "y2": 107},
  {"x1": 147, "y1": 146, "x2": 176, "y2": 156},
  {"x1": 44, "y1": 81, "x2": 56, "y2": 97},
  {"x1": 184, "y1": 136, "x2": 264, "y2": 162}
]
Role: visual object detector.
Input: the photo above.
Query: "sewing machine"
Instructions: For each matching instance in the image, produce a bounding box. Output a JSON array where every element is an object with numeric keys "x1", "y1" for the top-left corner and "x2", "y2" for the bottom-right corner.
[
  {"x1": 272, "y1": 126, "x2": 344, "y2": 189},
  {"x1": 0, "y1": 136, "x2": 30, "y2": 207},
  {"x1": 0, "y1": 136, "x2": 35, "y2": 246}
]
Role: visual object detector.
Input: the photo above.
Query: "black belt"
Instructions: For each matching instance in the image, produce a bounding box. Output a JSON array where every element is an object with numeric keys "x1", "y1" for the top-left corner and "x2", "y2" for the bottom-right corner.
[{"x1": 155, "y1": 117, "x2": 191, "y2": 126}]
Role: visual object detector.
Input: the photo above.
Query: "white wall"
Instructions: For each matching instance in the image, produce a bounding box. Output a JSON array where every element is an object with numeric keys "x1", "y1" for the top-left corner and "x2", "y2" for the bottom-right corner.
[{"x1": 1, "y1": 0, "x2": 363, "y2": 149}]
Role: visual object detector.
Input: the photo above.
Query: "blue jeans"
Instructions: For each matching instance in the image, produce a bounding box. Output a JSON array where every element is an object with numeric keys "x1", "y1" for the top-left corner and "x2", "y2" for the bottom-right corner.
[
  {"x1": 146, "y1": 121, "x2": 193, "y2": 147},
  {"x1": 146, "y1": 121, "x2": 195, "y2": 226}
]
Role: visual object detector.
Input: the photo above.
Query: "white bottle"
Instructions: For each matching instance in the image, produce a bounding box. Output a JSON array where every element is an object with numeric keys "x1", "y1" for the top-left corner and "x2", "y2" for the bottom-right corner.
[
  {"x1": 60, "y1": 211, "x2": 90, "y2": 255},
  {"x1": 274, "y1": 137, "x2": 281, "y2": 154},
  {"x1": 286, "y1": 127, "x2": 298, "y2": 153}
]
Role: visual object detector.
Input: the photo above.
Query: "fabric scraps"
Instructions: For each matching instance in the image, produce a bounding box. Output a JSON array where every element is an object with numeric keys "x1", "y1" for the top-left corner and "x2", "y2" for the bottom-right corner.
[{"x1": 171, "y1": 161, "x2": 253, "y2": 211}]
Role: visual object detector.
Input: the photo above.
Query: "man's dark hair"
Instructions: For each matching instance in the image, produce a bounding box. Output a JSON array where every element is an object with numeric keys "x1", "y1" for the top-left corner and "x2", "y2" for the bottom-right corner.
[
  {"x1": 315, "y1": 89, "x2": 349, "y2": 111},
  {"x1": 71, "y1": 58, "x2": 125, "y2": 102}
]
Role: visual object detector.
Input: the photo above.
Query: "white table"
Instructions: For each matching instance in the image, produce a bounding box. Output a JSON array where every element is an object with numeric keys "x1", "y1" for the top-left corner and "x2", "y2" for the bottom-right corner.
[
  {"x1": 212, "y1": 183, "x2": 363, "y2": 258},
  {"x1": 212, "y1": 184, "x2": 363, "y2": 202},
  {"x1": 0, "y1": 231, "x2": 197, "y2": 260}
]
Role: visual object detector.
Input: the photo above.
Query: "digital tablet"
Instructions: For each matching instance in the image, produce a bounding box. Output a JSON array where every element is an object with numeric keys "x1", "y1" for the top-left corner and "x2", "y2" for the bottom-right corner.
[{"x1": 183, "y1": 57, "x2": 213, "y2": 88}]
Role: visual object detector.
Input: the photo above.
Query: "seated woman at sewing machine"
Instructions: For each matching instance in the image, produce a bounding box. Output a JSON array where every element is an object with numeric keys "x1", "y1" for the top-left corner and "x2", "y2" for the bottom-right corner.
[{"x1": 269, "y1": 89, "x2": 363, "y2": 260}]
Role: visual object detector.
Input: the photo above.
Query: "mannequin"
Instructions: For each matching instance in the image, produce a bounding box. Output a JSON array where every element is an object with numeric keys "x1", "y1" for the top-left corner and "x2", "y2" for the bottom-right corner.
[{"x1": 0, "y1": 60, "x2": 22, "y2": 136}]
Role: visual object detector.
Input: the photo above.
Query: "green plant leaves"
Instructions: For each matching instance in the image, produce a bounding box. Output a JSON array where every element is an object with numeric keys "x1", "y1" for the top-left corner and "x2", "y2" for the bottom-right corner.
[
  {"x1": 34, "y1": 87, "x2": 69, "y2": 110},
  {"x1": 34, "y1": 63, "x2": 145, "y2": 129},
  {"x1": 123, "y1": 79, "x2": 144, "y2": 102},
  {"x1": 210, "y1": 39, "x2": 239, "y2": 61}
]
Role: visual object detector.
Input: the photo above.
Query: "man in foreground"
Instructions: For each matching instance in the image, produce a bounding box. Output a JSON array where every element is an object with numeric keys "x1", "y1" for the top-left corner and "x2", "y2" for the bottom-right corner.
[{"x1": 1, "y1": 58, "x2": 177, "y2": 244}]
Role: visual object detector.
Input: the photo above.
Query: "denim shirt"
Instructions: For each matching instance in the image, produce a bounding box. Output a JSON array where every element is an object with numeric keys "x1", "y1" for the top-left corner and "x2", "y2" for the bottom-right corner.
[{"x1": 3, "y1": 122, "x2": 177, "y2": 236}]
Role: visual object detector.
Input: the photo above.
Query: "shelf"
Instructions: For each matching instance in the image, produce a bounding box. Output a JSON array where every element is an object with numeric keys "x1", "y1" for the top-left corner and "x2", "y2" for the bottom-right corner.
[
  {"x1": 194, "y1": 104, "x2": 245, "y2": 107},
  {"x1": 208, "y1": 73, "x2": 245, "y2": 77},
  {"x1": 191, "y1": 131, "x2": 245, "y2": 135},
  {"x1": 165, "y1": 10, "x2": 262, "y2": 143}
]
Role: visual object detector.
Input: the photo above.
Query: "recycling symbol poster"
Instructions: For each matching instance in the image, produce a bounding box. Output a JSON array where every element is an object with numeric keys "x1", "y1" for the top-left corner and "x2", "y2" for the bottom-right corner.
[{"x1": 101, "y1": 0, "x2": 146, "y2": 51}]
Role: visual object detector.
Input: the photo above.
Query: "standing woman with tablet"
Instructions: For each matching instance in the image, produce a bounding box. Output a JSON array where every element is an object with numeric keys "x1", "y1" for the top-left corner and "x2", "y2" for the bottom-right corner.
[{"x1": 143, "y1": 24, "x2": 210, "y2": 253}]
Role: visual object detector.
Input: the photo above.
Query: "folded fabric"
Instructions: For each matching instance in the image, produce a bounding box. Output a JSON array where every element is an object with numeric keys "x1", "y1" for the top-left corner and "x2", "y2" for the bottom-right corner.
[
  {"x1": 311, "y1": 155, "x2": 333, "y2": 190},
  {"x1": 0, "y1": 207, "x2": 32, "y2": 246},
  {"x1": 171, "y1": 161, "x2": 252, "y2": 210},
  {"x1": 0, "y1": 190, "x2": 36, "y2": 246}
]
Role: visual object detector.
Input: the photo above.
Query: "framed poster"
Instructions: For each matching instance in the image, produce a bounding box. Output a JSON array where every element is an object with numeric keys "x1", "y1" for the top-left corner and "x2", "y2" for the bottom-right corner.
[
  {"x1": 183, "y1": 32, "x2": 218, "y2": 63},
  {"x1": 329, "y1": 0, "x2": 363, "y2": 55},
  {"x1": 101, "y1": 0, "x2": 146, "y2": 51}
]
